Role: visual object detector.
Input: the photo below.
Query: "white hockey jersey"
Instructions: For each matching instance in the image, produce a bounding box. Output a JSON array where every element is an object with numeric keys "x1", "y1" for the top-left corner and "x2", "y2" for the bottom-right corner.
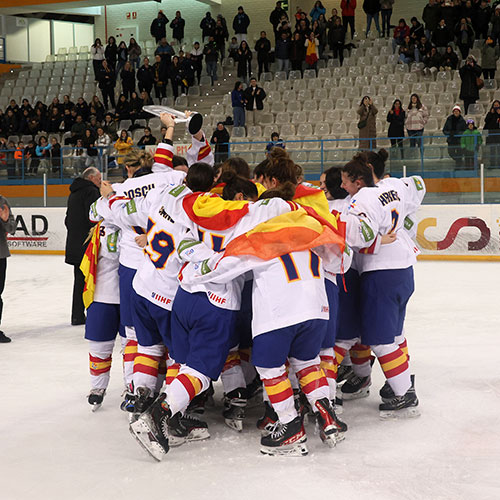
[
  {"x1": 93, "y1": 220, "x2": 121, "y2": 305},
  {"x1": 344, "y1": 175, "x2": 426, "y2": 273}
]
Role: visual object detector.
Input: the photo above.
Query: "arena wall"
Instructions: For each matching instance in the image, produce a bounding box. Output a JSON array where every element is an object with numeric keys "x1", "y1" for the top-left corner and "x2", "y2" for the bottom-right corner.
[{"x1": 8, "y1": 204, "x2": 500, "y2": 260}]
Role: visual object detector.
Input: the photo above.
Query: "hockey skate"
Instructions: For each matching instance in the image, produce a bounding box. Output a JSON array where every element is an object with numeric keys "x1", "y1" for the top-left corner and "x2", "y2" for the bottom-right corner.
[
  {"x1": 134, "y1": 386, "x2": 155, "y2": 413},
  {"x1": 379, "y1": 381, "x2": 395, "y2": 403},
  {"x1": 260, "y1": 416, "x2": 308, "y2": 457},
  {"x1": 336, "y1": 364, "x2": 353, "y2": 386},
  {"x1": 379, "y1": 376, "x2": 420, "y2": 420},
  {"x1": 256, "y1": 401, "x2": 278, "y2": 436},
  {"x1": 120, "y1": 385, "x2": 135, "y2": 413},
  {"x1": 334, "y1": 395, "x2": 344, "y2": 415},
  {"x1": 245, "y1": 375, "x2": 263, "y2": 408},
  {"x1": 178, "y1": 413, "x2": 210, "y2": 443},
  {"x1": 341, "y1": 375, "x2": 371, "y2": 400},
  {"x1": 222, "y1": 388, "x2": 247, "y2": 432},
  {"x1": 186, "y1": 383, "x2": 214, "y2": 415},
  {"x1": 129, "y1": 393, "x2": 170, "y2": 461},
  {"x1": 88, "y1": 388, "x2": 106, "y2": 412},
  {"x1": 314, "y1": 398, "x2": 343, "y2": 447}
]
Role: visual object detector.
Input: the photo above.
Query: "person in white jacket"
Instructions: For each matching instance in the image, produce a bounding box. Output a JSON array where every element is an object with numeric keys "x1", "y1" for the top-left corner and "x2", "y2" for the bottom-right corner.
[{"x1": 91, "y1": 38, "x2": 105, "y2": 81}]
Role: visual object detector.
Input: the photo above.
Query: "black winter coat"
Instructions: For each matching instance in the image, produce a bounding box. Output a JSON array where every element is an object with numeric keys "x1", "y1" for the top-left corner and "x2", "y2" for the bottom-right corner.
[
  {"x1": 170, "y1": 17, "x2": 185, "y2": 40},
  {"x1": 137, "y1": 65, "x2": 154, "y2": 89},
  {"x1": 387, "y1": 109, "x2": 406, "y2": 138},
  {"x1": 64, "y1": 177, "x2": 100, "y2": 265},
  {"x1": 363, "y1": 0, "x2": 381, "y2": 16},
  {"x1": 459, "y1": 63, "x2": 482, "y2": 101},
  {"x1": 150, "y1": 15, "x2": 168, "y2": 41},
  {"x1": 244, "y1": 86, "x2": 267, "y2": 111}
]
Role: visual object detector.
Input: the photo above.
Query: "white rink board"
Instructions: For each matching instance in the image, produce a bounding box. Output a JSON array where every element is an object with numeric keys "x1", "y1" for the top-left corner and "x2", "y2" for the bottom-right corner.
[{"x1": 7, "y1": 204, "x2": 500, "y2": 259}]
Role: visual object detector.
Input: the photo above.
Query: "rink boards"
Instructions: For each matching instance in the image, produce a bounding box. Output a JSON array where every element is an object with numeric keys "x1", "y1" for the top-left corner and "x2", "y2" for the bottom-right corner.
[{"x1": 6, "y1": 205, "x2": 500, "y2": 261}]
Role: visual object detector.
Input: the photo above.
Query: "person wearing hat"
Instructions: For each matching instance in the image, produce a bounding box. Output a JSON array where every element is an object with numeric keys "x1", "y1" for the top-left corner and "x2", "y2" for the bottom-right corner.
[
  {"x1": 481, "y1": 37, "x2": 499, "y2": 80},
  {"x1": 443, "y1": 105, "x2": 467, "y2": 169},
  {"x1": 461, "y1": 118, "x2": 483, "y2": 169},
  {"x1": 233, "y1": 6, "x2": 250, "y2": 44},
  {"x1": 459, "y1": 54, "x2": 482, "y2": 115}
]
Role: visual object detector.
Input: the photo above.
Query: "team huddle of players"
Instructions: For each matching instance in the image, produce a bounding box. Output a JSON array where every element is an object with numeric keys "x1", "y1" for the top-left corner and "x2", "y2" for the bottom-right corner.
[{"x1": 81, "y1": 112, "x2": 426, "y2": 460}]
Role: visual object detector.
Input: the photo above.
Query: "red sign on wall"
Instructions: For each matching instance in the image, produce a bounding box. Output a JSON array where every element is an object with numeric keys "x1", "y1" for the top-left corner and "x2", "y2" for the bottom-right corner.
[
  {"x1": 132, "y1": 12, "x2": 137, "y2": 19},
  {"x1": 126, "y1": 12, "x2": 131, "y2": 19}
]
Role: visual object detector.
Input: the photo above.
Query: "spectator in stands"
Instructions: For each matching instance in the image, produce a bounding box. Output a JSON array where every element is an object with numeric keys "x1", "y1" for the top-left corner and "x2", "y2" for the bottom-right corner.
[
  {"x1": 153, "y1": 54, "x2": 168, "y2": 101},
  {"x1": 380, "y1": 0, "x2": 394, "y2": 38},
  {"x1": 137, "y1": 57, "x2": 154, "y2": 96},
  {"x1": 315, "y1": 15, "x2": 329, "y2": 58},
  {"x1": 129, "y1": 91, "x2": 142, "y2": 123},
  {"x1": 474, "y1": 1, "x2": 491, "y2": 41},
  {"x1": 432, "y1": 19, "x2": 453, "y2": 53},
  {"x1": 454, "y1": 17, "x2": 475, "y2": 60},
  {"x1": 120, "y1": 61, "x2": 136, "y2": 100},
  {"x1": 48, "y1": 107, "x2": 62, "y2": 133},
  {"x1": 0, "y1": 195, "x2": 15, "y2": 342},
  {"x1": 405, "y1": 93, "x2": 429, "y2": 147},
  {"x1": 18, "y1": 109, "x2": 31, "y2": 135},
  {"x1": 236, "y1": 40, "x2": 252, "y2": 82},
  {"x1": 150, "y1": 10, "x2": 169, "y2": 43},
  {"x1": 215, "y1": 18, "x2": 230, "y2": 63},
  {"x1": 170, "y1": 56, "x2": 187, "y2": 99},
  {"x1": 441, "y1": 45, "x2": 459, "y2": 70},
  {"x1": 128, "y1": 38, "x2": 142, "y2": 71},
  {"x1": 115, "y1": 94, "x2": 130, "y2": 121},
  {"x1": 98, "y1": 60, "x2": 116, "y2": 110},
  {"x1": 304, "y1": 32, "x2": 320, "y2": 73},
  {"x1": 90, "y1": 96, "x2": 105, "y2": 122},
  {"x1": 296, "y1": 11, "x2": 310, "y2": 31},
  {"x1": 491, "y1": 6, "x2": 500, "y2": 46},
  {"x1": 244, "y1": 78, "x2": 266, "y2": 125},
  {"x1": 103, "y1": 113, "x2": 118, "y2": 141},
  {"x1": 20, "y1": 98, "x2": 33, "y2": 116},
  {"x1": 328, "y1": 16, "x2": 346, "y2": 65},
  {"x1": 277, "y1": 15, "x2": 293, "y2": 39},
  {"x1": 6, "y1": 100, "x2": 20, "y2": 117},
  {"x1": 387, "y1": 98, "x2": 406, "y2": 150},
  {"x1": 91, "y1": 38, "x2": 105, "y2": 81},
  {"x1": 233, "y1": 6, "x2": 251, "y2": 44},
  {"x1": 95, "y1": 126, "x2": 112, "y2": 154},
  {"x1": 461, "y1": 118, "x2": 482, "y2": 169},
  {"x1": 255, "y1": 31, "x2": 272, "y2": 79},
  {"x1": 363, "y1": 0, "x2": 381, "y2": 37},
  {"x1": 140, "y1": 90, "x2": 153, "y2": 109},
  {"x1": 392, "y1": 19, "x2": 410, "y2": 53},
  {"x1": 200, "y1": 12, "x2": 216, "y2": 43},
  {"x1": 64, "y1": 166, "x2": 101, "y2": 325},
  {"x1": 191, "y1": 42, "x2": 204, "y2": 84},
  {"x1": 310, "y1": 2, "x2": 326, "y2": 22},
  {"x1": 270, "y1": 1, "x2": 288, "y2": 43},
  {"x1": 459, "y1": 55, "x2": 482, "y2": 114},
  {"x1": 155, "y1": 38, "x2": 174, "y2": 65},
  {"x1": 483, "y1": 100, "x2": 500, "y2": 166},
  {"x1": 14, "y1": 141, "x2": 24, "y2": 178},
  {"x1": 170, "y1": 11, "x2": 186, "y2": 45},
  {"x1": 35, "y1": 136, "x2": 52, "y2": 171},
  {"x1": 296, "y1": 18, "x2": 312, "y2": 40},
  {"x1": 414, "y1": 34, "x2": 432, "y2": 62},
  {"x1": 422, "y1": 0, "x2": 441, "y2": 38},
  {"x1": 115, "y1": 130, "x2": 133, "y2": 166},
  {"x1": 357, "y1": 96, "x2": 378, "y2": 150},
  {"x1": 5, "y1": 141, "x2": 16, "y2": 179},
  {"x1": 88, "y1": 115, "x2": 99, "y2": 135},
  {"x1": 423, "y1": 46, "x2": 442, "y2": 74},
  {"x1": 83, "y1": 129, "x2": 100, "y2": 169},
  {"x1": 211, "y1": 122, "x2": 231, "y2": 163},
  {"x1": 481, "y1": 38, "x2": 499, "y2": 80},
  {"x1": 231, "y1": 81, "x2": 246, "y2": 128},
  {"x1": 61, "y1": 109, "x2": 74, "y2": 133},
  {"x1": 24, "y1": 140, "x2": 36, "y2": 174},
  {"x1": 181, "y1": 52, "x2": 196, "y2": 88},
  {"x1": 116, "y1": 40, "x2": 128, "y2": 74},
  {"x1": 276, "y1": 32, "x2": 292, "y2": 73},
  {"x1": 71, "y1": 139, "x2": 86, "y2": 174},
  {"x1": 4, "y1": 110, "x2": 17, "y2": 136},
  {"x1": 138, "y1": 127, "x2": 157, "y2": 148},
  {"x1": 409, "y1": 17, "x2": 425, "y2": 43},
  {"x1": 266, "y1": 132, "x2": 285, "y2": 155},
  {"x1": 204, "y1": 36, "x2": 219, "y2": 85},
  {"x1": 75, "y1": 97, "x2": 90, "y2": 122},
  {"x1": 341, "y1": 0, "x2": 356, "y2": 39},
  {"x1": 35, "y1": 109, "x2": 48, "y2": 133},
  {"x1": 67, "y1": 115, "x2": 86, "y2": 145},
  {"x1": 105, "y1": 36, "x2": 118, "y2": 71},
  {"x1": 62, "y1": 95, "x2": 74, "y2": 113},
  {"x1": 399, "y1": 35, "x2": 416, "y2": 64},
  {"x1": 440, "y1": 1, "x2": 456, "y2": 30},
  {"x1": 443, "y1": 104, "x2": 467, "y2": 168}
]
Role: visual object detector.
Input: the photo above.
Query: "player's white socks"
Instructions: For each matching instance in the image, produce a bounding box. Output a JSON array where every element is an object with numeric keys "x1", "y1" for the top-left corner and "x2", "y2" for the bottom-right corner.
[
  {"x1": 166, "y1": 365, "x2": 210, "y2": 416},
  {"x1": 89, "y1": 340, "x2": 115, "y2": 390},
  {"x1": 371, "y1": 343, "x2": 411, "y2": 396},
  {"x1": 290, "y1": 356, "x2": 330, "y2": 411},
  {"x1": 133, "y1": 343, "x2": 166, "y2": 393},
  {"x1": 121, "y1": 337, "x2": 137, "y2": 388},
  {"x1": 221, "y1": 348, "x2": 247, "y2": 394},
  {"x1": 319, "y1": 348, "x2": 337, "y2": 400}
]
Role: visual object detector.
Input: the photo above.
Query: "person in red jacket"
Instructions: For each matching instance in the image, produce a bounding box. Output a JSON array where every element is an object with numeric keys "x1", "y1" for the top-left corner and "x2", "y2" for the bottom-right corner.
[
  {"x1": 341, "y1": 0, "x2": 356, "y2": 39},
  {"x1": 392, "y1": 18, "x2": 410, "y2": 53}
]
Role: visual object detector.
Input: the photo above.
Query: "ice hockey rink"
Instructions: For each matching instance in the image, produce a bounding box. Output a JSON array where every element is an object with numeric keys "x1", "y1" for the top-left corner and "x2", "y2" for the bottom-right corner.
[{"x1": 1, "y1": 255, "x2": 499, "y2": 500}]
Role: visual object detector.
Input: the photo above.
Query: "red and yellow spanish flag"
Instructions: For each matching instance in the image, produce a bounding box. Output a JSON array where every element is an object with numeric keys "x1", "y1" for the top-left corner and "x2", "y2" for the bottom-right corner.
[
  {"x1": 80, "y1": 222, "x2": 101, "y2": 309},
  {"x1": 210, "y1": 182, "x2": 226, "y2": 196},
  {"x1": 223, "y1": 208, "x2": 345, "y2": 261},
  {"x1": 294, "y1": 183, "x2": 337, "y2": 225},
  {"x1": 182, "y1": 192, "x2": 250, "y2": 230}
]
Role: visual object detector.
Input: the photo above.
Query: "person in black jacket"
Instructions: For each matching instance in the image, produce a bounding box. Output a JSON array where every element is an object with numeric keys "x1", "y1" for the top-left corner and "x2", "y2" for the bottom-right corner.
[
  {"x1": 98, "y1": 60, "x2": 116, "y2": 110},
  {"x1": 236, "y1": 40, "x2": 252, "y2": 81},
  {"x1": 387, "y1": 99, "x2": 406, "y2": 151},
  {"x1": 459, "y1": 55, "x2": 482, "y2": 114},
  {"x1": 137, "y1": 57, "x2": 154, "y2": 95},
  {"x1": 443, "y1": 105, "x2": 467, "y2": 168},
  {"x1": 270, "y1": 1, "x2": 288, "y2": 43},
  {"x1": 255, "y1": 31, "x2": 272, "y2": 78},
  {"x1": 153, "y1": 54, "x2": 168, "y2": 101},
  {"x1": 328, "y1": 17, "x2": 346, "y2": 65},
  {"x1": 138, "y1": 127, "x2": 157, "y2": 147},
  {"x1": 483, "y1": 100, "x2": 500, "y2": 167},
  {"x1": 64, "y1": 167, "x2": 101, "y2": 325},
  {"x1": 214, "y1": 18, "x2": 229, "y2": 63},
  {"x1": 244, "y1": 77, "x2": 267, "y2": 125},
  {"x1": 120, "y1": 61, "x2": 136, "y2": 100},
  {"x1": 210, "y1": 122, "x2": 231, "y2": 163},
  {"x1": 105, "y1": 36, "x2": 117, "y2": 71},
  {"x1": 233, "y1": 6, "x2": 251, "y2": 44},
  {"x1": 200, "y1": 12, "x2": 216, "y2": 43},
  {"x1": 150, "y1": 10, "x2": 169, "y2": 43},
  {"x1": 170, "y1": 11, "x2": 186, "y2": 45}
]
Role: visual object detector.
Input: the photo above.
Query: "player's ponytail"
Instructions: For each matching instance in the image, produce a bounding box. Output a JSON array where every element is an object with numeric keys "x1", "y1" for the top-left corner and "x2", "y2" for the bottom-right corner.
[
  {"x1": 221, "y1": 170, "x2": 258, "y2": 201},
  {"x1": 366, "y1": 148, "x2": 388, "y2": 180},
  {"x1": 342, "y1": 153, "x2": 375, "y2": 188},
  {"x1": 124, "y1": 150, "x2": 153, "y2": 176},
  {"x1": 259, "y1": 181, "x2": 296, "y2": 201}
]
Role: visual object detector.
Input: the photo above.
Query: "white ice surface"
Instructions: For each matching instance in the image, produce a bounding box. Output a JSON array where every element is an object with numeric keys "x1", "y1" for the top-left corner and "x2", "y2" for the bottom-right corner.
[{"x1": 1, "y1": 256, "x2": 500, "y2": 500}]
